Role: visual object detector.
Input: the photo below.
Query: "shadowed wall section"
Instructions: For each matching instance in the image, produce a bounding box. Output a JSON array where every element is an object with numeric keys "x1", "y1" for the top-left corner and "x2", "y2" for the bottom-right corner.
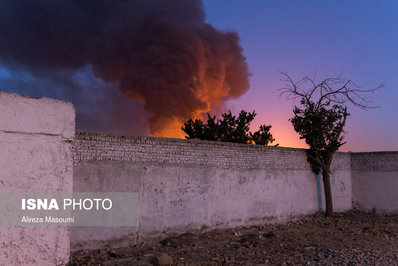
[
  {"x1": 351, "y1": 152, "x2": 398, "y2": 212},
  {"x1": 71, "y1": 131, "x2": 352, "y2": 250}
]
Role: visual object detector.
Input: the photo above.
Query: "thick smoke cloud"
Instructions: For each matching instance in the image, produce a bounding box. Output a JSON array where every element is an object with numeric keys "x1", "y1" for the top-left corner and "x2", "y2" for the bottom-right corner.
[
  {"x1": 0, "y1": 0, "x2": 250, "y2": 137},
  {"x1": 0, "y1": 64, "x2": 149, "y2": 135}
]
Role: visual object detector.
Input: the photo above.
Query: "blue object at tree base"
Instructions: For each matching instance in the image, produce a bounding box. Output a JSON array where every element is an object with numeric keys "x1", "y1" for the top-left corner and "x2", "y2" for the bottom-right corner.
[{"x1": 316, "y1": 173, "x2": 323, "y2": 213}]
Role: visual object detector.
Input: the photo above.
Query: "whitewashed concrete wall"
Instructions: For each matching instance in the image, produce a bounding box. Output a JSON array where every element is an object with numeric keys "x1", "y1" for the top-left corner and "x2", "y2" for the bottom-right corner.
[
  {"x1": 351, "y1": 152, "x2": 398, "y2": 213},
  {"x1": 71, "y1": 132, "x2": 352, "y2": 250},
  {"x1": 2, "y1": 92, "x2": 397, "y2": 260},
  {"x1": 0, "y1": 92, "x2": 75, "y2": 265}
]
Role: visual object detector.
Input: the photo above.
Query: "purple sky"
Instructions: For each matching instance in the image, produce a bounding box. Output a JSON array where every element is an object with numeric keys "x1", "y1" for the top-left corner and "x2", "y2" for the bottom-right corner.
[
  {"x1": 0, "y1": 1, "x2": 397, "y2": 152},
  {"x1": 203, "y1": 0, "x2": 398, "y2": 151}
]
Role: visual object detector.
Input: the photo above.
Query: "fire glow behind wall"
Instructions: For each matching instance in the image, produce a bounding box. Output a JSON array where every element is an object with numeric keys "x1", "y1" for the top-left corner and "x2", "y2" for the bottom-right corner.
[{"x1": 0, "y1": 0, "x2": 250, "y2": 137}]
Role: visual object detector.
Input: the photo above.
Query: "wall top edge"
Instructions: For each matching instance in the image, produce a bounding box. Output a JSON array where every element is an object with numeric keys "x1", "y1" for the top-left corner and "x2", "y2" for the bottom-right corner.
[
  {"x1": 75, "y1": 131, "x2": 355, "y2": 154},
  {"x1": 0, "y1": 91, "x2": 76, "y2": 138},
  {"x1": 0, "y1": 91, "x2": 74, "y2": 106},
  {"x1": 75, "y1": 130, "x2": 299, "y2": 150},
  {"x1": 351, "y1": 151, "x2": 398, "y2": 155},
  {"x1": 75, "y1": 131, "x2": 397, "y2": 155}
]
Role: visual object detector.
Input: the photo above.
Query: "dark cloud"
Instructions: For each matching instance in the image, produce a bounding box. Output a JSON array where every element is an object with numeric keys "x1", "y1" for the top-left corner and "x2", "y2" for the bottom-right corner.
[
  {"x1": 0, "y1": 0, "x2": 250, "y2": 137},
  {"x1": 0, "y1": 64, "x2": 149, "y2": 135}
]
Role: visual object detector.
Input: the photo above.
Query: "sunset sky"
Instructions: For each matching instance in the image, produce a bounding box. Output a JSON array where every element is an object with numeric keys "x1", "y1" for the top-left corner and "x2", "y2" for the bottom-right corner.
[
  {"x1": 203, "y1": 0, "x2": 398, "y2": 151},
  {"x1": 0, "y1": 1, "x2": 397, "y2": 152}
]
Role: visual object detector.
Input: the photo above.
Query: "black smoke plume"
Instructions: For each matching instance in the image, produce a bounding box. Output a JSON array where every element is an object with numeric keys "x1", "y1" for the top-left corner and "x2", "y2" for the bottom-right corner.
[{"x1": 0, "y1": 0, "x2": 250, "y2": 137}]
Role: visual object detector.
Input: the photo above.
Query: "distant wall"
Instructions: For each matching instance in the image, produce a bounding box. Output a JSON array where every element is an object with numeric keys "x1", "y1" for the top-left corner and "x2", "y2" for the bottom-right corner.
[
  {"x1": 351, "y1": 152, "x2": 398, "y2": 213},
  {"x1": 0, "y1": 92, "x2": 75, "y2": 265},
  {"x1": 71, "y1": 131, "x2": 352, "y2": 250}
]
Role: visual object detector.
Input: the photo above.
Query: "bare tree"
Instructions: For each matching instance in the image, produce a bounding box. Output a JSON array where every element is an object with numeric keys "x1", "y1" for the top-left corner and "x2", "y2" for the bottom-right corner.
[{"x1": 279, "y1": 73, "x2": 383, "y2": 217}]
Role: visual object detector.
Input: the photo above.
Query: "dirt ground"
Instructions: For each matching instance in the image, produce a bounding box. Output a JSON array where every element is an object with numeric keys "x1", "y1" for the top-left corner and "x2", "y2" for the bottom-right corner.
[{"x1": 68, "y1": 210, "x2": 398, "y2": 265}]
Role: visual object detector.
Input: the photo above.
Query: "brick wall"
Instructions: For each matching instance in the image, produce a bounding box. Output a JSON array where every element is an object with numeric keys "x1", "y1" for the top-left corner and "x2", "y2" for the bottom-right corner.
[
  {"x1": 71, "y1": 131, "x2": 352, "y2": 250},
  {"x1": 351, "y1": 151, "x2": 398, "y2": 171},
  {"x1": 351, "y1": 152, "x2": 398, "y2": 212},
  {"x1": 72, "y1": 131, "x2": 350, "y2": 170}
]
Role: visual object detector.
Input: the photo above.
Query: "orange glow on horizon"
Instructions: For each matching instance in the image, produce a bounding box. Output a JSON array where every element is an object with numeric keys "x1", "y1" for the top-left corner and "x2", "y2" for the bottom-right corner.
[
  {"x1": 247, "y1": 111, "x2": 308, "y2": 149},
  {"x1": 150, "y1": 115, "x2": 308, "y2": 150},
  {"x1": 151, "y1": 120, "x2": 185, "y2": 139},
  {"x1": 268, "y1": 127, "x2": 307, "y2": 149}
]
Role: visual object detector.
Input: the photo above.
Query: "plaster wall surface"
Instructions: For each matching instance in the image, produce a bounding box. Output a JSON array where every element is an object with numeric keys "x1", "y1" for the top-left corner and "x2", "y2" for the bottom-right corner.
[
  {"x1": 351, "y1": 152, "x2": 398, "y2": 213},
  {"x1": 0, "y1": 92, "x2": 75, "y2": 265},
  {"x1": 1, "y1": 91, "x2": 397, "y2": 262},
  {"x1": 71, "y1": 131, "x2": 352, "y2": 250}
]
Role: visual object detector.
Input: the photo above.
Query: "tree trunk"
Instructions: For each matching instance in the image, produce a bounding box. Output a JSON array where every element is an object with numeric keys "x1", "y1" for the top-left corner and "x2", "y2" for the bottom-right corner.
[{"x1": 322, "y1": 168, "x2": 333, "y2": 217}]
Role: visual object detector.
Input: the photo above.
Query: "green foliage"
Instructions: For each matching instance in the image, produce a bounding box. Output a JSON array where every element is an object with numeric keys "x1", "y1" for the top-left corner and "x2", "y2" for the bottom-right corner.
[
  {"x1": 251, "y1": 125, "x2": 275, "y2": 146},
  {"x1": 281, "y1": 72, "x2": 381, "y2": 217},
  {"x1": 182, "y1": 110, "x2": 275, "y2": 145},
  {"x1": 290, "y1": 99, "x2": 349, "y2": 174}
]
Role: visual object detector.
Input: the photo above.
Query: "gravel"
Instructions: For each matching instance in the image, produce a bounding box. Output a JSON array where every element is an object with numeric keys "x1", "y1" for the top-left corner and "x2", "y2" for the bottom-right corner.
[{"x1": 68, "y1": 210, "x2": 398, "y2": 265}]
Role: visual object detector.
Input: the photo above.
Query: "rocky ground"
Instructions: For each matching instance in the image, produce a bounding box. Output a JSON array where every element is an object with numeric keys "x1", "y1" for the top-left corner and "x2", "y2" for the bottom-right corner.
[{"x1": 68, "y1": 210, "x2": 398, "y2": 265}]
